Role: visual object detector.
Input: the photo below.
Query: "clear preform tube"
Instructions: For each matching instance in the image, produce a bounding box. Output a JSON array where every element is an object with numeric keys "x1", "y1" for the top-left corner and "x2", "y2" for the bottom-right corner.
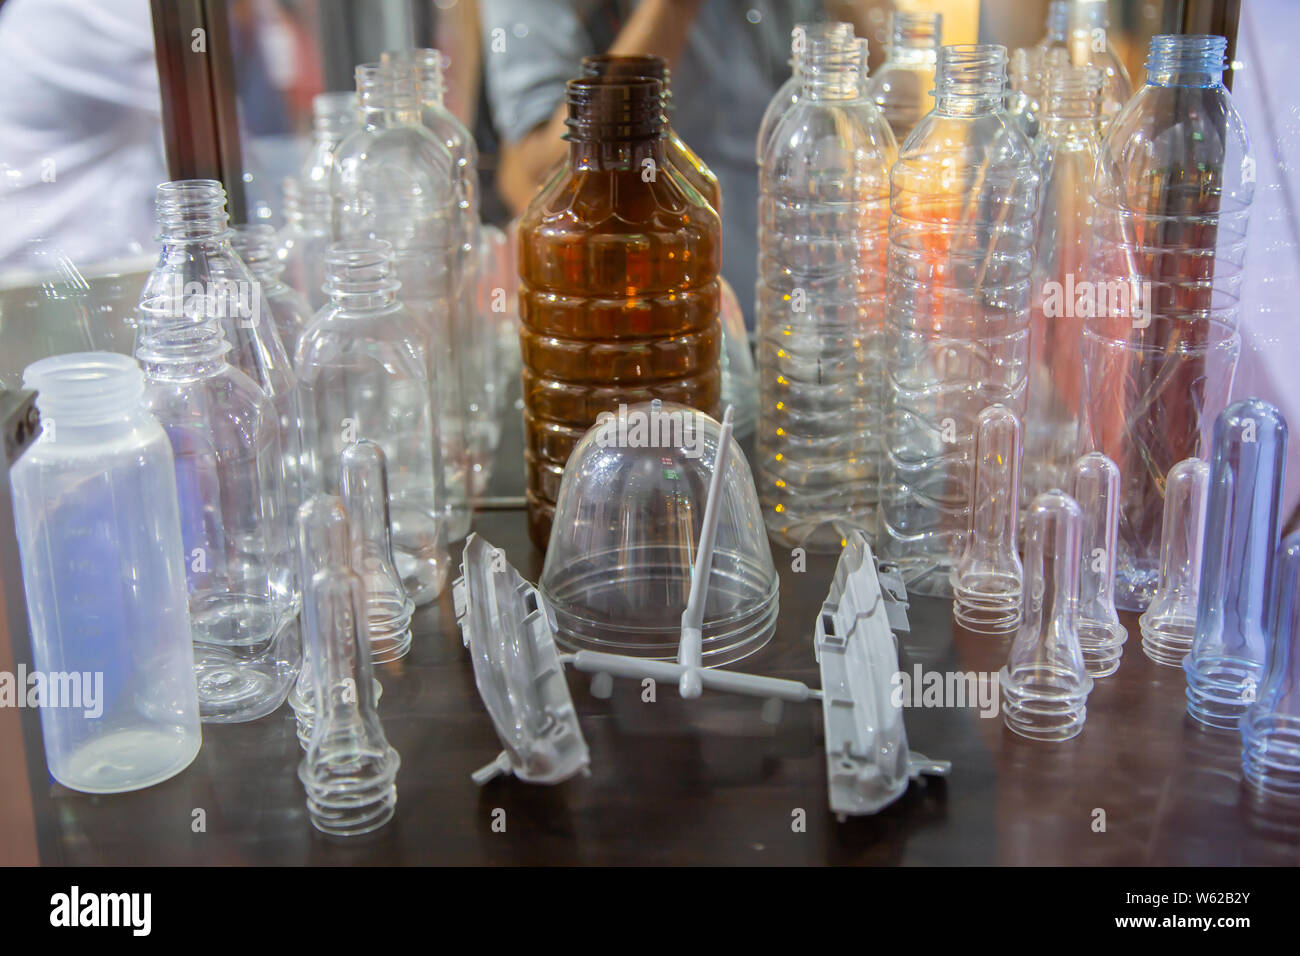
[
  {"x1": 340, "y1": 440, "x2": 414, "y2": 663},
  {"x1": 1070, "y1": 452, "x2": 1128, "y2": 677},
  {"x1": 952, "y1": 405, "x2": 1023, "y2": 634},
  {"x1": 1000, "y1": 490, "x2": 1093, "y2": 741},
  {"x1": 1186, "y1": 399, "x2": 1288, "y2": 730},
  {"x1": 298, "y1": 559, "x2": 400, "y2": 837},
  {"x1": 1242, "y1": 532, "x2": 1300, "y2": 798},
  {"x1": 1140, "y1": 457, "x2": 1210, "y2": 666}
]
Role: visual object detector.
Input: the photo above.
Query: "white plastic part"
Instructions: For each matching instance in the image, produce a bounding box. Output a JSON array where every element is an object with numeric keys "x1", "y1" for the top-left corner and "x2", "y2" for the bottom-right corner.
[
  {"x1": 453, "y1": 534, "x2": 590, "y2": 785},
  {"x1": 816, "y1": 530, "x2": 950, "y2": 819},
  {"x1": 678, "y1": 405, "x2": 736, "y2": 698}
]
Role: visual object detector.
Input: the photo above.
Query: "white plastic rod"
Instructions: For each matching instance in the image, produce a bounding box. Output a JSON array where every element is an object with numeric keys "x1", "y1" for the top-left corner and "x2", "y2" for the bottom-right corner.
[
  {"x1": 569, "y1": 650, "x2": 819, "y2": 703},
  {"x1": 678, "y1": 405, "x2": 735, "y2": 697}
]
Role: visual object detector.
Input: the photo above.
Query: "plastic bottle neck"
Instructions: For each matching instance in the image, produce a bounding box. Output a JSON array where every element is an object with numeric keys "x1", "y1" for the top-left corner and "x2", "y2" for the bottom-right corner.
[
  {"x1": 1145, "y1": 34, "x2": 1226, "y2": 88},
  {"x1": 356, "y1": 64, "x2": 421, "y2": 129},
  {"x1": 1042, "y1": 1, "x2": 1068, "y2": 46},
  {"x1": 564, "y1": 78, "x2": 667, "y2": 171},
  {"x1": 24, "y1": 353, "x2": 148, "y2": 430},
  {"x1": 324, "y1": 240, "x2": 402, "y2": 313},
  {"x1": 934, "y1": 45, "x2": 1008, "y2": 115},
  {"x1": 135, "y1": 316, "x2": 231, "y2": 379},
  {"x1": 795, "y1": 41, "x2": 862, "y2": 101},
  {"x1": 887, "y1": 12, "x2": 940, "y2": 66},
  {"x1": 1041, "y1": 65, "x2": 1103, "y2": 122},
  {"x1": 155, "y1": 179, "x2": 231, "y2": 243},
  {"x1": 231, "y1": 224, "x2": 287, "y2": 287}
]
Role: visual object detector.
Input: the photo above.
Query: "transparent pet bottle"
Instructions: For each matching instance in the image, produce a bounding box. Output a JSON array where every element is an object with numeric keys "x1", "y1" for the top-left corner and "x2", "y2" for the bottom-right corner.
[
  {"x1": 1000, "y1": 489, "x2": 1093, "y2": 741},
  {"x1": 756, "y1": 30, "x2": 896, "y2": 551},
  {"x1": 1023, "y1": 61, "x2": 1103, "y2": 506},
  {"x1": 1065, "y1": 0, "x2": 1132, "y2": 126},
  {"x1": 1242, "y1": 532, "x2": 1300, "y2": 798},
  {"x1": 140, "y1": 180, "x2": 306, "y2": 516},
  {"x1": 881, "y1": 44, "x2": 1039, "y2": 596},
  {"x1": 1070, "y1": 452, "x2": 1127, "y2": 677},
  {"x1": 382, "y1": 48, "x2": 492, "y2": 495},
  {"x1": 332, "y1": 62, "x2": 467, "y2": 541},
  {"x1": 278, "y1": 176, "x2": 335, "y2": 313},
  {"x1": 867, "y1": 10, "x2": 942, "y2": 145},
  {"x1": 952, "y1": 404, "x2": 1023, "y2": 635},
  {"x1": 756, "y1": 22, "x2": 855, "y2": 165},
  {"x1": 1084, "y1": 34, "x2": 1253, "y2": 611},
  {"x1": 135, "y1": 264, "x2": 299, "y2": 724},
  {"x1": 301, "y1": 91, "x2": 357, "y2": 199},
  {"x1": 1185, "y1": 399, "x2": 1287, "y2": 731},
  {"x1": 339, "y1": 439, "x2": 414, "y2": 663},
  {"x1": 1005, "y1": 47, "x2": 1040, "y2": 141},
  {"x1": 12, "y1": 353, "x2": 201, "y2": 792},
  {"x1": 290, "y1": 494, "x2": 351, "y2": 748},
  {"x1": 296, "y1": 239, "x2": 448, "y2": 605},
  {"x1": 1140, "y1": 457, "x2": 1210, "y2": 666},
  {"x1": 231, "y1": 223, "x2": 314, "y2": 362}
]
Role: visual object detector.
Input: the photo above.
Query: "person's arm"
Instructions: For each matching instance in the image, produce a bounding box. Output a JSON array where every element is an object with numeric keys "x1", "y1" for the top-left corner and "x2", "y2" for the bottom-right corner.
[{"x1": 492, "y1": 0, "x2": 705, "y2": 215}]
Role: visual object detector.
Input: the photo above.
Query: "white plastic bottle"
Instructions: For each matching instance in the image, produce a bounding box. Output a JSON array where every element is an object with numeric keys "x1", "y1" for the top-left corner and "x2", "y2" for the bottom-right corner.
[{"x1": 12, "y1": 352, "x2": 201, "y2": 792}]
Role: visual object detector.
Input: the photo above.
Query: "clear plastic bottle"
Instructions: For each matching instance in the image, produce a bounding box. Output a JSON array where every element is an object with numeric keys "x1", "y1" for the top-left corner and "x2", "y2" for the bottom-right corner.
[
  {"x1": 140, "y1": 180, "x2": 306, "y2": 518},
  {"x1": 1066, "y1": 0, "x2": 1132, "y2": 126},
  {"x1": 278, "y1": 176, "x2": 334, "y2": 313},
  {"x1": 756, "y1": 30, "x2": 896, "y2": 551},
  {"x1": 300, "y1": 92, "x2": 357, "y2": 199},
  {"x1": 868, "y1": 11, "x2": 942, "y2": 145},
  {"x1": 333, "y1": 63, "x2": 467, "y2": 541},
  {"x1": 1023, "y1": 62, "x2": 1103, "y2": 505},
  {"x1": 296, "y1": 239, "x2": 448, "y2": 605},
  {"x1": 1085, "y1": 34, "x2": 1253, "y2": 611},
  {"x1": 756, "y1": 22, "x2": 855, "y2": 165},
  {"x1": 382, "y1": 48, "x2": 493, "y2": 495},
  {"x1": 135, "y1": 229, "x2": 299, "y2": 724},
  {"x1": 1242, "y1": 531, "x2": 1300, "y2": 797},
  {"x1": 12, "y1": 352, "x2": 201, "y2": 792},
  {"x1": 231, "y1": 223, "x2": 314, "y2": 363},
  {"x1": 1005, "y1": 47, "x2": 1041, "y2": 141},
  {"x1": 881, "y1": 44, "x2": 1039, "y2": 596}
]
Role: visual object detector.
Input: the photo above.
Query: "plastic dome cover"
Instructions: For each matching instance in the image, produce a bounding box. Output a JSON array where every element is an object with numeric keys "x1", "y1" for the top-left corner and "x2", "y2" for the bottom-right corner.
[{"x1": 540, "y1": 400, "x2": 778, "y2": 664}]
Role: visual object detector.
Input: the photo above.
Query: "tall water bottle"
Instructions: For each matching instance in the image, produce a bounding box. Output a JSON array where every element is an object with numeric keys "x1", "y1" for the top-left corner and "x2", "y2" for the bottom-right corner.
[
  {"x1": 756, "y1": 28, "x2": 896, "y2": 550},
  {"x1": 881, "y1": 44, "x2": 1039, "y2": 596},
  {"x1": 1081, "y1": 34, "x2": 1253, "y2": 611},
  {"x1": 332, "y1": 63, "x2": 467, "y2": 541},
  {"x1": 756, "y1": 22, "x2": 855, "y2": 167}
]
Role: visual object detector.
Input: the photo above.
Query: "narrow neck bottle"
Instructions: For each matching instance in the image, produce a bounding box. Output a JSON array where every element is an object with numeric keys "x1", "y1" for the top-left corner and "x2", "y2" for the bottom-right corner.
[
  {"x1": 324, "y1": 240, "x2": 402, "y2": 314},
  {"x1": 1041, "y1": 0, "x2": 1068, "y2": 47},
  {"x1": 1145, "y1": 34, "x2": 1226, "y2": 89},
  {"x1": 1041, "y1": 63, "x2": 1102, "y2": 126},
  {"x1": 232, "y1": 224, "x2": 288, "y2": 290},
  {"x1": 565, "y1": 78, "x2": 666, "y2": 171},
  {"x1": 887, "y1": 11, "x2": 941, "y2": 67},
  {"x1": 934, "y1": 44, "x2": 1007, "y2": 116},
  {"x1": 796, "y1": 36, "x2": 860, "y2": 101},
  {"x1": 355, "y1": 64, "x2": 421, "y2": 131}
]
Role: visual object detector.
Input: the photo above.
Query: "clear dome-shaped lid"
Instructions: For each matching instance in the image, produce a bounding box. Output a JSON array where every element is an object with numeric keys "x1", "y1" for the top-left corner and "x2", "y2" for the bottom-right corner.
[{"x1": 539, "y1": 400, "x2": 777, "y2": 665}]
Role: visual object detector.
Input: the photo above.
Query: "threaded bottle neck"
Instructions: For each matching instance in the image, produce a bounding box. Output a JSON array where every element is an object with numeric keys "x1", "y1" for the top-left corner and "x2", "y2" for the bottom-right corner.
[
  {"x1": 581, "y1": 53, "x2": 675, "y2": 113},
  {"x1": 1146, "y1": 34, "x2": 1226, "y2": 88},
  {"x1": 24, "y1": 352, "x2": 146, "y2": 426},
  {"x1": 888, "y1": 10, "x2": 941, "y2": 63},
  {"x1": 382, "y1": 48, "x2": 447, "y2": 106},
  {"x1": 935, "y1": 44, "x2": 1008, "y2": 113},
  {"x1": 155, "y1": 179, "x2": 230, "y2": 242},
  {"x1": 324, "y1": 239, "x2": 401, "y2": 311},
  {"x1": 134, "y1": 312, "x2": 230, "y2": 372},
  {"x1": 565, "y1": 77, "x2": 665, "y2": 144},
  {"x1": 1042, "y1": 62, "x2": 1103, "y2": 120},
  {"x1": 356, "y1": 63, "x2": 420, "y2": 126},
  {"x1": 231, "y1": 223, "x2": 284, "y2": 283},
  {"x1": 794, "y1": 37, "x2": 862, "y2": 100}
]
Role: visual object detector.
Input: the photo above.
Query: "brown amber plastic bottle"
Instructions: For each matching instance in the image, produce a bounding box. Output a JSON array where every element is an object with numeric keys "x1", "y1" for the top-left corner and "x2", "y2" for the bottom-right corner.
[
  {"x1": 579, "y1": 54, "x2": 721, "y2": 215},
  {"x1": 518, "y1": 77, "x2": 722, "y2": 548}
]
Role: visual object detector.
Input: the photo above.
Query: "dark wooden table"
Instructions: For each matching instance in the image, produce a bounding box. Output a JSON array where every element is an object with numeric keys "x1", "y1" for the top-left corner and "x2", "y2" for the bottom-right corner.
[{"x1": 29, "y1": 495, "x2": 1300, "y2": 865}]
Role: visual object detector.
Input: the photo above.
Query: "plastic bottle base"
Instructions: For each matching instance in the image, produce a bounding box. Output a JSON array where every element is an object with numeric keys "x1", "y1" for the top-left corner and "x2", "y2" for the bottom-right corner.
[
  {"x1": 1138, "y1": 618, "x2": 1195, "y2": 667},
  {"x1": 52, "y1": 727, "x2": 200, "y2": 794},
  {"x1": 196, "y1": 661, "x2": 296, "y2": 724}
]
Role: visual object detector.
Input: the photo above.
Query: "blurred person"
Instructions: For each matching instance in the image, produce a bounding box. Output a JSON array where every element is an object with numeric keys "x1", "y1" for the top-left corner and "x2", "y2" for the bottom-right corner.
[{"x1": 0, "y1": 0, "x2": 165, "y2": 269}]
